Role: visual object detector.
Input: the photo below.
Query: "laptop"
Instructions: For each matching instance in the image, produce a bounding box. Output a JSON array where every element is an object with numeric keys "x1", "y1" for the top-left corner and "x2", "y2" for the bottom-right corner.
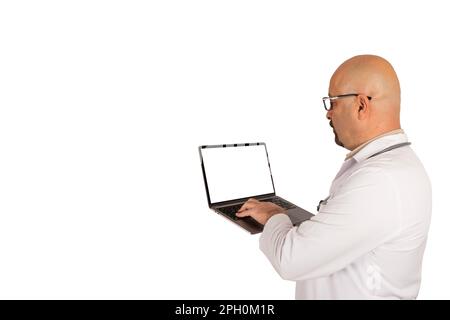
[{"x1": 199, "y1": 142, "x2": 313, "y2": 234}]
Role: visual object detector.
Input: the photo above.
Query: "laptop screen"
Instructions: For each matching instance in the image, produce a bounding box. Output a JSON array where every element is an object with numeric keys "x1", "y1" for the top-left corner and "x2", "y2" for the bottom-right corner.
[{"x1": 201, "y1": 144, "x2": 275, "y2": 204}]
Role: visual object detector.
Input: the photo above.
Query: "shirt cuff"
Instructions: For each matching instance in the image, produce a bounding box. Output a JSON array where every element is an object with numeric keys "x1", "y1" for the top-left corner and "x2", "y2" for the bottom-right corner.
[{"x1": 263, "y1": 213, "x2": 292, "y2": 233}]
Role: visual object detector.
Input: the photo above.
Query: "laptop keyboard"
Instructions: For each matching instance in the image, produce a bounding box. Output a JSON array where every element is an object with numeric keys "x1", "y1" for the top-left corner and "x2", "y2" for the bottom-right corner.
[
  {"x1": 217, "y1": 198, "x2": 295, "y2": 221},
  {"x1": 265, "y1": 198, "x2": 296, "y2": 209}
]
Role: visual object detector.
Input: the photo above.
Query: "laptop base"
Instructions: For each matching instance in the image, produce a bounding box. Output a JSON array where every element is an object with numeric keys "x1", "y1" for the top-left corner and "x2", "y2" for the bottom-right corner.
[{"x1": 212, "y1": 196, "x2": 313, "y2": 235}]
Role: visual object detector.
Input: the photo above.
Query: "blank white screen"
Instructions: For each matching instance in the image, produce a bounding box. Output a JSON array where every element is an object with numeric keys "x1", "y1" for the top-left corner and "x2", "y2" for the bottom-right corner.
[{"x1": 201, "y1": 145, "x2": 275, "y2": 204}]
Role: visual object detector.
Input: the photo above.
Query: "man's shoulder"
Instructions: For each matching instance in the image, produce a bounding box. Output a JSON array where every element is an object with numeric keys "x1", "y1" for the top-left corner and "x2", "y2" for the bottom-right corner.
[{"x1": 349, "y1": 148, "x2": 430, "y2": 188}]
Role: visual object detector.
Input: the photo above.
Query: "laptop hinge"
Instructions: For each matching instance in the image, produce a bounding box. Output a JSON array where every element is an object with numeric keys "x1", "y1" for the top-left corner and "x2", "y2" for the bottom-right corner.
[{"x1": 211, "y1": 193, "x2": 276, "y2": 208}]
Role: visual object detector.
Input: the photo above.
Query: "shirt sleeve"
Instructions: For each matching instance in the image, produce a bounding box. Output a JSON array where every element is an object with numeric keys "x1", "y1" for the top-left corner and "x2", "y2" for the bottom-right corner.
[{"x1": 259, "y1": 166, "x2": 402, "y2": 281}]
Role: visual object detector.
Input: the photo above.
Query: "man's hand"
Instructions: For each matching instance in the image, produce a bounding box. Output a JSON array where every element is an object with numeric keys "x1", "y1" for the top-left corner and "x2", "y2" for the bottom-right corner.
[{"x1": 236, "y1": 198, "x2": 286, "y2": 225}]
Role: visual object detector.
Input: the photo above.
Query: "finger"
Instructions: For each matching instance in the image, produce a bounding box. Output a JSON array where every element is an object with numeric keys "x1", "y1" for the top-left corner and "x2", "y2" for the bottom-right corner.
[
  {"x1": 236, "y1": 208, "x2": 252, "y2": 217},
  {"x1": 236, "y1": 205, "x2": 248, "y2": 214},
  {"x1": 237, "y1": 201, "x2": 256, "y2": 213},
  {"x1": 239, "y1": 198, "x2": 259, "y2": 210}
]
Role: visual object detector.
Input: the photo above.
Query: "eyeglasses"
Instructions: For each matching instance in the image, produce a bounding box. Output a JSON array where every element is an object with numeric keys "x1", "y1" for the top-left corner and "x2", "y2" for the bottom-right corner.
[{"x1": 322, "y1": 93, "x2": 372, "y2": 111}]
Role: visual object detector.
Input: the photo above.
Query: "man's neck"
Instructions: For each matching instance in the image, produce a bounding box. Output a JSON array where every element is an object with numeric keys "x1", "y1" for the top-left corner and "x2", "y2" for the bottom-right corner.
[
  {"x1": 345, "y1": 128, "x2": 404, "y2": 160},
  {"x1": 351, "y1": 125, "x2": 402, "y2": 150}
]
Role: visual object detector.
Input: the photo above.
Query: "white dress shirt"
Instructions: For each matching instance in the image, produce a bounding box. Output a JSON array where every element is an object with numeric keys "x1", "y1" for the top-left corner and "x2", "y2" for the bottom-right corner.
[{"x1": 259, "y1": 132, "x2": 432, "y2": 299}]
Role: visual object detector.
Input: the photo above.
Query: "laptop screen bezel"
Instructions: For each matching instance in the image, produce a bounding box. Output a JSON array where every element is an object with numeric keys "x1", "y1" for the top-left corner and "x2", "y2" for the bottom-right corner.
[{"x1": 198, "y1": 142, "x2": 277, "y2": 208}]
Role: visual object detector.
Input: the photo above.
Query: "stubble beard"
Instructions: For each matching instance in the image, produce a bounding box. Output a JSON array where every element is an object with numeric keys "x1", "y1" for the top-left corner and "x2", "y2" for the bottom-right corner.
[{"x1": 330, "y1": 121, "x2": 344, "y2": 147}]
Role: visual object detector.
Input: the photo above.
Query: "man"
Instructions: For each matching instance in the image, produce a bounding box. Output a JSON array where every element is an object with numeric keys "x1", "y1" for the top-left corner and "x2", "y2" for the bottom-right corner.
[{"x1": 236, "y1": 55, "x2": 432, "y2": 299}]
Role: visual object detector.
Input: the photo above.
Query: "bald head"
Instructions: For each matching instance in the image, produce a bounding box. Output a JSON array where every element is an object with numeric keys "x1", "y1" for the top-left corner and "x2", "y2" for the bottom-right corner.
[
  {"x1": 326, "y1": 55, "x2": 402, "y2": 150},
  {"x1": 330, "y1": 55, "x2": 401, "y2": 111}
]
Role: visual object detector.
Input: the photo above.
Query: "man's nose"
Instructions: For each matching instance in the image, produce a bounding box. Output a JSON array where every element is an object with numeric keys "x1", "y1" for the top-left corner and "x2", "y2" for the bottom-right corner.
[{"x1": 326, "y1": 109, "x2": 332, "y2": 120}]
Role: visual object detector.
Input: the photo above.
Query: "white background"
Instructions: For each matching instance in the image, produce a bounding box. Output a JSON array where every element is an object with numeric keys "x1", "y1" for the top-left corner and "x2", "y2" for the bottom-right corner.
[{"x1": 0, "y1": 0, "x2": 448, "y2": 299}]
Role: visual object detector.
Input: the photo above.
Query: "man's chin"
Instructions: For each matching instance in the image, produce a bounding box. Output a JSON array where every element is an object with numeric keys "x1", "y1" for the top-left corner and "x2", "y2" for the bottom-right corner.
[{"x1": 334, "y1": 132, "x2": 345, "y2": 147}]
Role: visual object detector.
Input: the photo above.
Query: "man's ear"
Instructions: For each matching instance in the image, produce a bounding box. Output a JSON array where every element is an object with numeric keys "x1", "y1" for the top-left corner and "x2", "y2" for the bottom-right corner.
[{"x1": 357, "y1": 95, "x2": 370, "y2": 119}]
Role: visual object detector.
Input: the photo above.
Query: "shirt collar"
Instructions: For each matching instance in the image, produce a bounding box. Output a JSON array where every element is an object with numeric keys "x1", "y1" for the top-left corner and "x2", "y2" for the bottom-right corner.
[{"x1": 346, "y1": 129, "x2": 408, "y2": 162}]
